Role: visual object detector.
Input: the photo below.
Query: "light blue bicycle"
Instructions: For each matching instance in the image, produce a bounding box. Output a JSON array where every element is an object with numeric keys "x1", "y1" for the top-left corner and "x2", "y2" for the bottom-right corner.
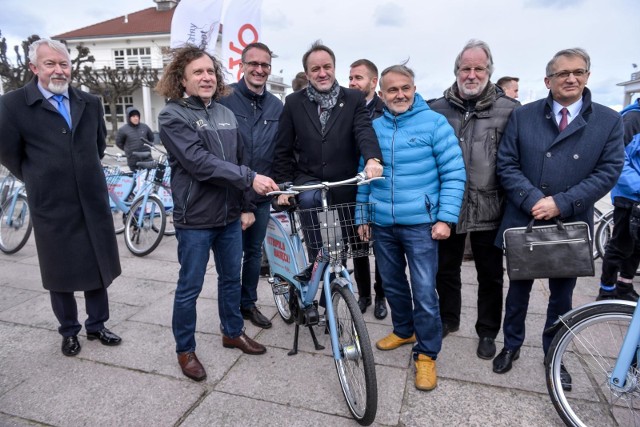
[
  {"x1": 546, "y1": 300, "x2": 640, "y2": 426},
  {"x1": 0, "y1": 172, "x2": 32, "y2": 254},
  {"x1": 265, "y1": 172, "x2": 380, "y2": 425}
]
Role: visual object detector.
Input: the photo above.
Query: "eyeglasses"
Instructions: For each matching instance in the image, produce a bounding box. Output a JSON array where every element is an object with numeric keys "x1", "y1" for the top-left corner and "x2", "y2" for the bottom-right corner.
[
  {"x1": 458, "y1": 66, "x2": 488, "y2": 75},
  {"x1": 547, "y1": 69, "x2": 588, "y2": 79},
  {"x1": 244, "y1": 61, "x2": 271, "y2": 70}
]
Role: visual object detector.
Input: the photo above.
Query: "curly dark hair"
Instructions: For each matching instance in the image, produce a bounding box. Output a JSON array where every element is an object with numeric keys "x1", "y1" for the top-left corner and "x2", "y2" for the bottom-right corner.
[{"x1": 155, "y1": 45, "x2": 229, "y2": 101}]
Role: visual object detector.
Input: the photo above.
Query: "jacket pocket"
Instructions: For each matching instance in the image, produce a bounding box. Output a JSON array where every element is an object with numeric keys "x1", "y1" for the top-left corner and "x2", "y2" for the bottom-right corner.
[{"x1": 473, "y1": 188, "x2": 504, "y2": 224}]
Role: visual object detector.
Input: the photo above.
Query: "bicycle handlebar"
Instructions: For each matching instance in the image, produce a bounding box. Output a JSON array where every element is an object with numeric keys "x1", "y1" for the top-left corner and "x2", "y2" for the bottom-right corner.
[{"x1": 266, "y1": 172, "x2": 384, "y2": 197}]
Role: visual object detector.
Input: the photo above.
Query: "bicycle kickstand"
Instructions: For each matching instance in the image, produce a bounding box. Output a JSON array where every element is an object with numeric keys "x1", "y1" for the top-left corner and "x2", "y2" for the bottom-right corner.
[
  {"x1": 288, "y1": 324, "x2": 300, "y2": 356},
  {"x1": 308, "y1": 325, "x2": 325, "y2": 351}
]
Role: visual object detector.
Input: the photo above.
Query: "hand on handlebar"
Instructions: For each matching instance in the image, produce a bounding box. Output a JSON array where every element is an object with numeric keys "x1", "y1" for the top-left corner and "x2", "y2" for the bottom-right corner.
[
  {"x1": 252, "y1": 174, "x2": 279, "y2": 196},
  {"x1": 363, "y1": 158, "x2": 383, "y2": 179}
]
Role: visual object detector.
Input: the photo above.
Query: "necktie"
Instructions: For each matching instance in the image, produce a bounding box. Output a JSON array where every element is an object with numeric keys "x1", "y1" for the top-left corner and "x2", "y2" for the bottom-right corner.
[
  {"x1": 559, "y1": 107, "x2": 568, "y2": 132},
  {"x1": 52, "y1": 94, "x2": 72, "y2": 128}
]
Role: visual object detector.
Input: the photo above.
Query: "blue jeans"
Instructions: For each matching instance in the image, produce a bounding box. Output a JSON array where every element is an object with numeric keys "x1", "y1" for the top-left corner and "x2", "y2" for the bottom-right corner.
[
  {"x1": 173, "y1": 221, "x2": 244, "y2": 353},
  {"x1": 241, "y1": 201, "x2": 271, "y2": 309},
  {"x1": 374, "y1": 223, "x2": 442, "y2": 359}
]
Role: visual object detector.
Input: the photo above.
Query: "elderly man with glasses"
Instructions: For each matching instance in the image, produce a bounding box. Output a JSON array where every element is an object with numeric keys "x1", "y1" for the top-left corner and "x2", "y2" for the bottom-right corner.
[
  {"x1": 428, "y1": 39, "x2": 519, "y2": 361},
  {"x1": 492, "y1": 48, "x2": 624, "y2": 384}
]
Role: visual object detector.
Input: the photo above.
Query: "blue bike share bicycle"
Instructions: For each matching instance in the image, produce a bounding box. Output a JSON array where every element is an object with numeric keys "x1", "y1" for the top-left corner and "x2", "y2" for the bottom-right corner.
[
  {"x1": 0, "y1": 172, "x2": 32, "y2": 254},
  {"x1": 264, "y1": 172, "x2": 379, "y2": 425},
  {"x1": 546, "y1": 299, "x2": 640, "y2": 425}
]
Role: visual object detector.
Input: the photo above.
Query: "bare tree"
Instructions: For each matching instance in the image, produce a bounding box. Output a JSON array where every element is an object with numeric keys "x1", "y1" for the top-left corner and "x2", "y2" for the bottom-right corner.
[
  {"x1": 0, "y1": 31, "x2": 160, "y2": 139},
  {"x1": 77, "y1": 66, "x2": 159, "y2": 139}
]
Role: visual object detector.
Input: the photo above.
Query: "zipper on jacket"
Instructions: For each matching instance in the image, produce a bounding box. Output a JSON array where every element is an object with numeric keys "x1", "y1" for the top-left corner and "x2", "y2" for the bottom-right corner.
[
  {"x1": 425, "y1": 195, "x2": 434, "y2": 223},
  {"x1": 391, "y1": 118, "x2": 397, "y2": 222},
  {"x1": 182, "y1": 180, "x2": 194, "y2": 224}
]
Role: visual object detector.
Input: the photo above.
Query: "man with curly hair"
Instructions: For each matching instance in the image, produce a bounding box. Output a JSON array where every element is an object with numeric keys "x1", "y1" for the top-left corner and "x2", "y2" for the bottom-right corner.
[{"x1": 156, "y1": 45, "x2": 279, "y2": 382}]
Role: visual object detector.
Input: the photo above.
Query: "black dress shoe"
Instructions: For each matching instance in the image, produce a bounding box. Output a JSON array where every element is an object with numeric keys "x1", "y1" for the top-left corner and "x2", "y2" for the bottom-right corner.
[
  {"x1": 61, "y1": 335, "x2": 81, "y2": 357},
  {"x1": 442, "y1": 323, "x2": 459, "y2": 338},
  {"x1": 560, "y1": 364, "x2": 572, "y2": 391},
  {"x1": 477, "y1": 337, "x2": 496, "y2": 359},
  {"x1": 241, "y1": 306, "x2": 272, "y2": 329},
  {"x1": 374, "y1": 298, "x2": 387, "y2": 319},
  {"x1": 358, "y1": 296, "x2": 372, "y2": 313},
  {"x1": 86, "y1": 328, "x2": 122, "y2": 346},
  {"x1": 492, "y1": 347, "x2": 520, "y2": 374}
]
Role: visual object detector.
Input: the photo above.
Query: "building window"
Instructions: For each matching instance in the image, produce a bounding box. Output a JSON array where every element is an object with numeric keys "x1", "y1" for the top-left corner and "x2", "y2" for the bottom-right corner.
[
  {"x1": 103, "y1": 96, "x2": 134, "y2": 123},
  {"x1": 113, "y1": 47, "x2": 152, "y2": 69}
]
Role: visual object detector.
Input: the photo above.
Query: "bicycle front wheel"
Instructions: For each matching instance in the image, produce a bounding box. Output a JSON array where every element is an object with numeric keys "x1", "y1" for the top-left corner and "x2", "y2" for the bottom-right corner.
[
  {"x1": 595, "y1": 209, "x2": 614, "y2": 259},
  {"x1": 112, "y1": 208, "x2": 126, "y2": 234},
  {"x1": 0, "y1": 194, "x2": 33, "y2": 254},
  {"x1": 546, "y1": 302, "x2": 639, "y2": 427},
  {"x1": 330, "y1": 280, "x2": 377, "y2": 425},
  {"x1": 125, "y1": 195, "x2": 166, "y2": 257}
]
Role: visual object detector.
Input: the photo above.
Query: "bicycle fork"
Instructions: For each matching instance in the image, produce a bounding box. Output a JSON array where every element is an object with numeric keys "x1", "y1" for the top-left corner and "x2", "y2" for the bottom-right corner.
[{"x1": 610, "y1": 302, "x2": 640, "y2": 391}]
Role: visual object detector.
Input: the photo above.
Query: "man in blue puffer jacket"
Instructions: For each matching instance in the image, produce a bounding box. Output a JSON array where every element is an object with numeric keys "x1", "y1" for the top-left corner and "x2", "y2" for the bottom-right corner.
[
  {"x1": 357, "y1": 64, "x2": 466, "y2": 391},
  {"x1": 597, "y1": 99, "x2": 640, "y2": 301}
]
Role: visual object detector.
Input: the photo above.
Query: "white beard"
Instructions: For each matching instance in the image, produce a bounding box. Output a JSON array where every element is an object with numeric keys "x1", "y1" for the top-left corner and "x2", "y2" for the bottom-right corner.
[{"x1": 48, "y1": 79, "x2": 69, "y2": 94}]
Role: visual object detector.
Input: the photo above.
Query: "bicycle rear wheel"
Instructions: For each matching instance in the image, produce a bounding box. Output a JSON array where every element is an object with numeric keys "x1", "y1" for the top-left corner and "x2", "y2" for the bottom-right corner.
[
  {"x1": 330, "y1": 279, "x2": 377, "y2": 425},
  {"x1": 125, "y1": 195, "x2": 166, "y2": 257},
  {"x1": 546, "y1": 303, "x2": 640, "y2": 427},
  {"x1": 0, "y1": 194, "x2": 33, "y2": 254},
  {"x1": 595, "y1": 209, "x2": 614, "y2": 259}
]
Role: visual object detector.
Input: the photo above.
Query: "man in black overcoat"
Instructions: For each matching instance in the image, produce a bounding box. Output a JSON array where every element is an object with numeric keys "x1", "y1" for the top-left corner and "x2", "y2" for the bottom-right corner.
[{"x1": 0, "y1": 39, "x2": 122, "y2": 356}]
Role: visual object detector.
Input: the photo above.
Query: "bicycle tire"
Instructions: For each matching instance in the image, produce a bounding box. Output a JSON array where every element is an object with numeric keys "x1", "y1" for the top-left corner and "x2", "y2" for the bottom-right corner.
[
  {"x1": 545, "y1": 302, "x2": 639, "y2": 427},
  {"x1": 112, "y1": 209, "x2": 126, "y2": 234},
  {"x1": 0, "y1": 194, "x2": 32, "y2": 254},
  {"x1": 271, "y1": 277, "x2": 294, "y2": 324},
  {"x1": 125, "y1": 195, "x2": 166, "y2": 257},
  {"x1": 595, "y1": 209, "x2": 614, "y2": 259},
  {"x1": 330, "y1": 279, "x2": 377, "y2": 425},
  {"x1": 163, "y1": 211, "x2": 176, "y2": 236},
  {"x1": 592, "y1": 207, "x2": 603, "y2": 259}
]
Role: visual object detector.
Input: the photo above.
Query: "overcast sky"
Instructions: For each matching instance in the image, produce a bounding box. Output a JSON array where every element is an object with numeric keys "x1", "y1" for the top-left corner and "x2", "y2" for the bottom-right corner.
[{"x1": 1, "y1": 0, "x2": 638, "y2": 109}]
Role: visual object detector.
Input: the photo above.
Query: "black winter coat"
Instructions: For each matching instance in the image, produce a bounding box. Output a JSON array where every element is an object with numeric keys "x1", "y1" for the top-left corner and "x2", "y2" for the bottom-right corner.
[{"x1": 0, "y1": 79, "x2": 121, "y2": 291}]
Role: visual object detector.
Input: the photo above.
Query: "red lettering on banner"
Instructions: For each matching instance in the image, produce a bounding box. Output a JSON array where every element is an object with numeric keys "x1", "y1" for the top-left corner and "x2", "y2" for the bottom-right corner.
[{"x1": 228, "y1": 23, "x2": 260, "y2": 81}]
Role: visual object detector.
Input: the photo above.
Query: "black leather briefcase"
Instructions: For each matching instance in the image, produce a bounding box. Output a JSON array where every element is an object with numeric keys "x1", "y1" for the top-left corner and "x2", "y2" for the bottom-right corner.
[{"x1": 503, "y1": 219, "x2": 594, "y2": 281}]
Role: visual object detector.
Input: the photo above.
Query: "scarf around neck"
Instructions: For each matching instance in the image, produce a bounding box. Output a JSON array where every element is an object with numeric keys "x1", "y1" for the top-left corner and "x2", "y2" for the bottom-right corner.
[{"x1": 306, "y1": 80, "x2": 340, "y2": 132}]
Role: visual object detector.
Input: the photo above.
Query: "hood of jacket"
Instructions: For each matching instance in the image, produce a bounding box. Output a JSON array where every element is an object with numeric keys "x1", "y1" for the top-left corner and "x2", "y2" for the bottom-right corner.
[{"x1": 125, "y1": 106, "x2": 141, "y2": 126}]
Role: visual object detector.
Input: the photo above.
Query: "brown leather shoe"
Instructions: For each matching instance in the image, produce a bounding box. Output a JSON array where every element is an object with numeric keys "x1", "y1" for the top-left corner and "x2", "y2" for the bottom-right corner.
[
  {"x1": 222, "y1": 333, "x2": 267, "y2": 355},
  {"x1": 177, "y1": 352, "x2": 207, "y2": 381}
]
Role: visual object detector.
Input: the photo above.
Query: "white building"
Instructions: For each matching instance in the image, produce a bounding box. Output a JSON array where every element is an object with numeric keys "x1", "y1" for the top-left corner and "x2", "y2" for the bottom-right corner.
[{"x1": 53, "y1": 0, "x2": 287, "y2": 134}]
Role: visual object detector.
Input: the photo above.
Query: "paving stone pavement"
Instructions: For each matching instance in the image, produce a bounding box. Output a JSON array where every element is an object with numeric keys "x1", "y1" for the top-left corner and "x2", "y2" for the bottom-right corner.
[{"x1": 0, "y1": 203, "x2": 613, "y2": 426}]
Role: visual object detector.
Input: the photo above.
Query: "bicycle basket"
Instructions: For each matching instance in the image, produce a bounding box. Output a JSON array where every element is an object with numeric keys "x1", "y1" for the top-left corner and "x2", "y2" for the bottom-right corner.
[
  {"x1": 297, "y1": 202, "x2": 374, "y2": 262},
  {"x1": 103, "y1": 166, "x2": 121, "y2": 190}
]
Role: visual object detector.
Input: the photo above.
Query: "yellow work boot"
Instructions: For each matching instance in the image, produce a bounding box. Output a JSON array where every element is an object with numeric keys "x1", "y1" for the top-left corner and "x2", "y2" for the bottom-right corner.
[
  {"x1": 376, "y1": 332, "x2": 416, "y2": 351},
  {"x1": 415, "y1": 354, "x2": 437, "y2": 391}
]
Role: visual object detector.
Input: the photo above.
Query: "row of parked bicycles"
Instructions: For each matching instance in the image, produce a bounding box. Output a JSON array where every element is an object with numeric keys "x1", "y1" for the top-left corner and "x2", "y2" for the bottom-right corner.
[{"x1": 0, "y1": 139, "x2": 173, "y2": 256}]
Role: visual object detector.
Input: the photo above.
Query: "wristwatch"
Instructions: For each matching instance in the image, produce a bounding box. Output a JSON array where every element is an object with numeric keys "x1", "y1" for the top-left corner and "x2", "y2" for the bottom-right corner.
[
  {"x1": 371, "y1": 158, "x2": 382, "y2": 165},
  {"x1": 443, "y1": 221, "x2": 455, "y2": 229}
]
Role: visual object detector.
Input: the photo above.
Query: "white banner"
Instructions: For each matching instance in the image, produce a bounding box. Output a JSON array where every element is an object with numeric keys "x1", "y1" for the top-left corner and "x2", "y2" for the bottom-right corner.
[
  {"x1": 170, "y1": 0, "x2": 224, "y2": 56},
  {"x1": 221, "y1": 0, "x2": 263, "y2": 81}
]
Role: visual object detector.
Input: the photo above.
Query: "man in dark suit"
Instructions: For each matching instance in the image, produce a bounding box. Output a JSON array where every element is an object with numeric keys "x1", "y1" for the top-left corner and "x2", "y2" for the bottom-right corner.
[
  {"x1": 273, "y1": 41, "x2": 383, "y2": 274},
  {"x1": 348, "y1": 58, "x2": 387, "y2": 319},
  {"x1": 492, "y1": 48, "x2": 624, "y2": 384},
  {"x1": 0, "y1": 39, "x2": 122, "y2": 356},
  {"x1": 273, "y1": 41, "x2": 383, "y2": 200}
]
